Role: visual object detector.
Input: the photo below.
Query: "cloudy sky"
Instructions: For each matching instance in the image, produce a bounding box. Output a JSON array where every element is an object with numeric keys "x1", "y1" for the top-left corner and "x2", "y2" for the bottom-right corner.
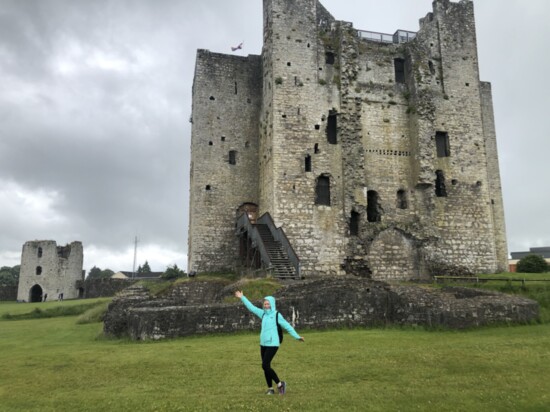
[{"x1": 1, "y1": 0, "x2": 548, "y2": 273}]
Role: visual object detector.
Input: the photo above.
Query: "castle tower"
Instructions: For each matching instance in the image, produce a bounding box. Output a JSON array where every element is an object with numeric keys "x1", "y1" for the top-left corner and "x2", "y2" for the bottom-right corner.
[
  {"x1": 187, "y1": 51, "x2": 262, "y2": 272},
  {"x1": 188, "y1": 0, "x2": 508, "y2": 279},
  {"x1": 259, "y1": 0, "x2": 347, "y2": 275},
  {"x1": 17, "y1": 240, "x2": 84, "y2": 302}
]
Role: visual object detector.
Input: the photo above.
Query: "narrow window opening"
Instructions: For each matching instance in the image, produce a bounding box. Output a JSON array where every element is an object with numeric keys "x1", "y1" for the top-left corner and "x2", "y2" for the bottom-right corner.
[
  {"x1": 367, "y1": 191, "x2": 382, "y2": 222},
  {"x1": 325, "y1": 52, "x2": 335, "y2": 65},
  {"x1": 315, "y1": 124, "x2": 320, "y2": 130},
  {"x1": 208, "y1": 141, "x2": 213, "y2": 146},
  {"x1": 397, "y1": 189, "x2": 408, "y2": 209},
  {"x1": 451, "y1": 179, "x2": 457, "y2": 185},
  {"x1": 315, "y1": 175, "x2": 331, "y2": 206},
  {"x1": 465, "y1": 83, "x2": 469, "y2": 87},
  {"x1": 247, "y1": 98, "x2": 251, "y2": 103},
  {"x1": 394, "y1": 58, "x2": 405, "y2": 84},
  {"x1": 327, "y1": 110, "x2": 337, "y2": 144},
  {"x1": 205, "y1": 185, "x2": 211, "y2": 191},
  {"x1": 307, "y1": 43, "x2": 310, "y2": 48},
  {"x1": 491, "y1": 199, "x2": 495, "y2": 205},
  {"x1": 305, "y1": 155, "x2": 312, "y2": 172},
  {"x1": 221, "y1": 136, "x2": 226, "y2": 142},
  {"x1": 435, "y1": 170, "x2": 447, "y2": 197},
  {"x1": 476, "y1": 181, "x2": 482, "y2": 187},
  {"x1": 36, "y1": 266, "x2": 42, "y2": 275},
  {"x1": 314, "y1": 143, "x2": 320, "y2": 154},
  {"x1": 350, "y1": 211, "x2": 360, "y2": 236},
  {"x1": 37, "y1": 247, "x2": 43, "y2": 258},
  {"x1": 435, "y1": 131, "x2": 450, "y2": 157},
  {"x1": 229, "y1": 150, "x2": 237, "y2": 165},
  {"x1": 287, "y1": 62, "x2": 291, "y2": 66},
  {"x1": 234, "y1": 82, "x2": 238, "y2": 94},
  {"x1": 209, "y1": 96, "x2": 215, "y2": 101},
  {"x1": 245, "y1": 141, "x2": 250, "y2": 148}
]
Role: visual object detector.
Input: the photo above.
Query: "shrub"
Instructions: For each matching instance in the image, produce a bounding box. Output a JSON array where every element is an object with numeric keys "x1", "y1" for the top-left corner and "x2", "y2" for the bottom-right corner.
[{"x1": 517, "y1": 254, "x2": 549, "y2": 273}]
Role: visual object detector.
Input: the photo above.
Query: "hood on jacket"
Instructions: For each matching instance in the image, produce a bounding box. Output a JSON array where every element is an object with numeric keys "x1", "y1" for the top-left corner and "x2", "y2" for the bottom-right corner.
[{"x1": 264, "y1": 296, "x2": 276, "y2": 313}]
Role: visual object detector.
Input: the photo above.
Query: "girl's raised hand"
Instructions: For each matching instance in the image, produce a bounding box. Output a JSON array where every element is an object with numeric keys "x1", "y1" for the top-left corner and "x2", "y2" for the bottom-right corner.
[{"x1": 234, "y1": 290, "x2": 243, "y2": 299}]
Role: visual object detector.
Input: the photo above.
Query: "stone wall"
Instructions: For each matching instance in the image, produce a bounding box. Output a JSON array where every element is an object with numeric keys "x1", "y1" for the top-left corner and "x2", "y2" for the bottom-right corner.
[
  {"x1": 104, "y1": 277, "x2": 539, "y2": 340},
  {"x1": 77, "y1": 278, "x2": 137, "y2": 299},
  {"x1": 0, "y1": 285, "x2": 17, "y2": 301}
]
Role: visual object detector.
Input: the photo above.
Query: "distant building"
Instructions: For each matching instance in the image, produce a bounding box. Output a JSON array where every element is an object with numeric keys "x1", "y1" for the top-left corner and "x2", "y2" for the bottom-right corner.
[
  {"x1": 17, "y1": 240, "x2": 84, "y2": 302},
  {"x1": 509, "y1": 247, "x2": 550, "y2": 272},
  {"x1": 111, "y1": 271, "x2": 163, "y2": 280}
]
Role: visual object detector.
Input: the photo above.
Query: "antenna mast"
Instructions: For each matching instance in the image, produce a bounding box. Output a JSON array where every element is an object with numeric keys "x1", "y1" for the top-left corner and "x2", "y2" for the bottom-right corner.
[{"x1": 132, "y1": 236, "x2": 138, "y2": 279}]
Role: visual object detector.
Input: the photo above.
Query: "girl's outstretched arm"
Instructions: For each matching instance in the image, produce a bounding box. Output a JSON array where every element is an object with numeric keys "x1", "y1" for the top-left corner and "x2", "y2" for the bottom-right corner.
[{"x1": 235, "y1": 290, "x2": 264, "y2": 318}]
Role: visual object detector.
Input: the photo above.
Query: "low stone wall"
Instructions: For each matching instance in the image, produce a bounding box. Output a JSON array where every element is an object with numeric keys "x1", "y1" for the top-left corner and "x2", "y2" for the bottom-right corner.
[
  {"x1": 0, "y1": 285, "x2": 18, "y2": 301},
  {"x1": 103, "y1": 277, "x2": 539, "y2": 340},
  {"x1": 78, "y1": 278, "x2": 138, "y2": 298}
]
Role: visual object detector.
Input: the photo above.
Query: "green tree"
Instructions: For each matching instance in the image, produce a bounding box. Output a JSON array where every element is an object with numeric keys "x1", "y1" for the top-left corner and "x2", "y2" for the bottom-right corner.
[
  {"x1": 162, "y1": 264, "x2": 186, "y2": 280},
  {"x1": 0, "y1": 270, "x2": 17, "y2": 286},
  {"x1": 100, "y1": 269, "x2": 114, "y2": 278},
  {"x1": 87, "y1": 266, "x2": 115, "y2": 279},
  {"x1": 516, "y1": 254, "x2": 549, "y2": 273},
  {"x1": 0, "y1": 265, "x2": 19, "y2": 286},
  {"x1": 138, "y1": 261, "x2": 151, "y2": 274}
]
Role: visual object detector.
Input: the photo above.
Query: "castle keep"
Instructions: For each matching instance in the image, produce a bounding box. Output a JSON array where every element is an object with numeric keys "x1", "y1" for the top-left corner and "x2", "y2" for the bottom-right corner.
[
  {"x1": 188, "y1": 0, "x2": 507, "y2": 280},
  {"x1": 17, "y1": 240, "x2": 84, "y2": 302}
]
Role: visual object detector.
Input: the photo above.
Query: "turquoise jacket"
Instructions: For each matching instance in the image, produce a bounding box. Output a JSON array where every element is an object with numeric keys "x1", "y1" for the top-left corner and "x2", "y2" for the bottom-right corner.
[{"x1": 240, "y1": 295, "x2": 301, "y2": 347}]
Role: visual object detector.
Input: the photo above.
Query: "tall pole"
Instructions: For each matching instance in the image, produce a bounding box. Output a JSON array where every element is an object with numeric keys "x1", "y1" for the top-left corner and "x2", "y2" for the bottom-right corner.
[{"x1": 132, "y1": 236, "x2": 138, "y2": 279}]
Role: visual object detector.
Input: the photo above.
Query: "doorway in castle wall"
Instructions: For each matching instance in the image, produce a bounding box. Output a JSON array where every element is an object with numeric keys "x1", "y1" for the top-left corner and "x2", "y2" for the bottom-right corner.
[
  {"x1": 29, "y1": 284, "x2": 43, "y2": 303},
  {"x1": 237, "y1": 203, "x2": 258, "y2": 224},
  {"x1": 78, "y1": 287, "x2": 84, "y2": 298}
]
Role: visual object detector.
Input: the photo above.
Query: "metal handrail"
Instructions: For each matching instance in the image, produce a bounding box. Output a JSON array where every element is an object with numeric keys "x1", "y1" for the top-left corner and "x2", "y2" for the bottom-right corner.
[
  {"x1": 257, "y1": 212, "x2": 301, "y2": 278},
  {"x1": 357, "y1": 29, "x2": 416, "y2": 44},
  {"x1": 236, "y1": 212, "x2": 272, "y2": 270}
]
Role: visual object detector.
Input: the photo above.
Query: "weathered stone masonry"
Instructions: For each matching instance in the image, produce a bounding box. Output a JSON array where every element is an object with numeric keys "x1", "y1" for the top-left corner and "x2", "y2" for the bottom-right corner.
[
  {"x1": 103, "y1": 278, "x2": 539, "y2": 340},
  {"x1": 188, "y1": 0, "x2": 508, "y2": 280}
]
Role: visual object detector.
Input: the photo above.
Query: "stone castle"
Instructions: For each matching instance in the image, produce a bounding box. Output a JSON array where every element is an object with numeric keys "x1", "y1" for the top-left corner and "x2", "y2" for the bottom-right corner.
[
  {"x1": 17, "y1": 240, "x2": 84, "y2": 302},
  {"x1": 188, "y1": 0, "x2": 507, "y2": 280}
]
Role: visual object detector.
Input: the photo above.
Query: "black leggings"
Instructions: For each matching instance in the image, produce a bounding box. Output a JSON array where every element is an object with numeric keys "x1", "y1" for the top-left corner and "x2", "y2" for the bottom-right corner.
[{"x1": 260, "y1": 346, "x2": 280, "y2": 388}]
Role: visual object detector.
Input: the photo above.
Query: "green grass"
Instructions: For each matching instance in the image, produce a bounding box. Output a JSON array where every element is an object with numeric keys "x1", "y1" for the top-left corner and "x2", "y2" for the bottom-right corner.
[{"x1": 1, "y1": 299, "x2": 550, "y2": 411}]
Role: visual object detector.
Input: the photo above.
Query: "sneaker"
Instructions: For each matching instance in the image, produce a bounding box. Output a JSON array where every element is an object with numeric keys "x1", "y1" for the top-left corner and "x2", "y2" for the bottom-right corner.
[
  {"x1": 278, "y1": 381, "x2": 286, "y2": 395},
  {"x1": 265, "y1": 388, "x2": 275, "y2": 395}
]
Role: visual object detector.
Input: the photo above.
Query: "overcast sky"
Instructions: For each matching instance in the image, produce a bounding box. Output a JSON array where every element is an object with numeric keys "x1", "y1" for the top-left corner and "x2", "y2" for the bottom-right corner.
[{"x1": 1, "y1": 0, "x2": 548, "y2": 273}]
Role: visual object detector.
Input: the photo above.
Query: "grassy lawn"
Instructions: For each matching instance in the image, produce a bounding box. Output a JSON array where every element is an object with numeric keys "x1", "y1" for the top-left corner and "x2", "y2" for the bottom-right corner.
[{"x1": 1, "y1": 298, "x2": 550, "y2": 411}]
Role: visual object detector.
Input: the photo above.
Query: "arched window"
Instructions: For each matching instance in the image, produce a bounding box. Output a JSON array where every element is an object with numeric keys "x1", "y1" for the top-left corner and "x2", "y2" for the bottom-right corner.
[
  {"x1": 435, "y1": 170, "x2": 447, "y2": 197},
  {"x1": 229, "y1": 150, "x2": 237, "y2": 165},
  {"x1": 367, "y1": 190, "x2": 382, "y2": 222},
  {"x1": 37, "y1": 247, "x2": 43, "y2": 258},
  {"x1": 327, "y1": 110, "x2": 337, "y2": 144},
  {"x1": 350, "y1": 211, "x2": 360, "y2": 236},
  {"x1": 397, "y1": 189, "x2": 408, "y2": 209},
  {"x1": 36, "y1": 266, "x2": 42, "y2": 275},
  {"x1": 315, "y1": 175, "x2": 331, "y2": 206}
]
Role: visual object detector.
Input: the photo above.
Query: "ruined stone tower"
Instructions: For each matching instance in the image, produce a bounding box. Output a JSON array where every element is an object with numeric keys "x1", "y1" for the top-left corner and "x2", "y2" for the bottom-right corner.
[
  {"x1": 188, "y1": 0, "x2": 507, "y2": 280},
  {"x1": 17, "y1": 240, "x2": 84, "y2": 302}
]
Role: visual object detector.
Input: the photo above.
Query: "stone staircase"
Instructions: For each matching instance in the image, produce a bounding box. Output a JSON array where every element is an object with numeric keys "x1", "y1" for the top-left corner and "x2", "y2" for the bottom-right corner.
[{"x1": 255, "y1": 224, "x2": 296, "y2": 279}]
